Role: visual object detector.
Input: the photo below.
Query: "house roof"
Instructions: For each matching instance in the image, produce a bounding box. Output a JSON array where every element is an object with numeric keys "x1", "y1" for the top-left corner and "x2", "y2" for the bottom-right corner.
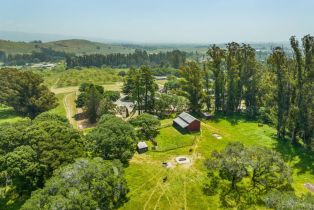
[
  {"x1": 173, "y1": 112, "x2": 199, "y2": 128},
  {"x1": 137, "y1": 141, "x2": 148, "y2": 149}
]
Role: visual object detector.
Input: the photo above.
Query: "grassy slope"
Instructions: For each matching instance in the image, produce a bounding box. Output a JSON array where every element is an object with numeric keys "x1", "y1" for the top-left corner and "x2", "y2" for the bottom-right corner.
[
  {"x1": 0, "y1": 39, "x2": 208, "y2": 56},
  {"x1": 120, "y1": 115, "x2": 314, "y2": 210},
  {"x1": 0, "y1": 39, "x2": 135, "y2": 55},
  {"x1": 0, "y1": 40, "x2": 38, "y2": 54},
  {"x1": 44, "y1": 39, "x2": 135, "y2": 55},
  {"x1": 42, "y1": 67, "x2": 123, "y2": 88}
]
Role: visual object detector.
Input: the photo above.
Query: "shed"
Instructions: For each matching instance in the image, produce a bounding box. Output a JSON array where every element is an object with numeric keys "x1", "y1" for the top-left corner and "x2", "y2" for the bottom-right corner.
[
  {"x1": 202, "y1": 112, "x2": 213, "y2": 119},
  {"x1": 173, "y1": 112, "x2": 200, "y2": 132},
  {"x1": 137, "y1": 141, "x2": 148, "y2": 153}
]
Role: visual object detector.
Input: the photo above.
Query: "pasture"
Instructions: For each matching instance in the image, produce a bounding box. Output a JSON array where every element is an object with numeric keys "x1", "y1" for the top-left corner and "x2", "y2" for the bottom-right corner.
[{"x1": 120, "y1": 116, "x2": 314, "y2": 210}]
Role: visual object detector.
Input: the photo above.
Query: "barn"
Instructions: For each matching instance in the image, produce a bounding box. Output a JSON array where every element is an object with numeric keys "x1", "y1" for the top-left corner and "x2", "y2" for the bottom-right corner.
[{"x1": 173, "y1": 112, "x2": 200, "y2": 132}]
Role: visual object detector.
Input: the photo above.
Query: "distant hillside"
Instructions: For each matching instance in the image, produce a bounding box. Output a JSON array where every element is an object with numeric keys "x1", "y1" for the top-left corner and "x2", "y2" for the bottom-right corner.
[
  {"x1": 0, "y1": 38, "x2": 291, "y2": 62},
  {"x1": 0, "y1": 39, "x2": 136, "y2": 55},
  {"x1": 0, "y1": 40, "x2": 38, "y2": 54}
]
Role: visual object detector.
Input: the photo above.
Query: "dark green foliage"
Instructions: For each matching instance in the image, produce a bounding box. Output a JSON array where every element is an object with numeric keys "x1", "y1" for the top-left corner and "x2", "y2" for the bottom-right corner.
[
  {"x1": 86, "y1": 85, "x2": 102, "y2": 123},
  {"x1": 179, "y1": 61, "x2": 203, "y2": 114},
  {"x1": 118, "y1": 70, "x2": 126, "y2": 77},
  {"x1": 123, "y1": 66, "x2": 157, "y2": 114},
  {"x1": 1, "y1": 145, "x2": 43, "y2": 195},
  {"x1": 267, "y1": 47, "x2": 290, "y2": 139},
  {"x1": 33, "y1": 112, "x2": 69, "y2": 125},
  {"x1": 24, "y1": 120, "x2": 85, "y2": 178},
  {"x1": 66, "y1": 50, "x2": 186, "y2": 68},
  {"x1": 207, "y1": 45, "x2": 225, "y2": 112},
  {"x1": 0, "y1": 120, "x2": 31, "y2": 155},
  {"x1": 0, "y1": 116, "x2": 85, "y2": 201},
  {"x1": 5, "y1": 47, "x2": 68, "y2": 65},
  {"x1": 76, "y1": 83, "x2": 113, "y2": 123},
  {"x1": 154, "y1": 93, "x2": 188, "y2": 117},
  {"x1": 150, "y1": 67, "x2": 178, "y2": 76},
  {"x1": 21, "y1": 158, "x2": 128, "y2": 210},
  {"x1": 0, "y1": 68, "x2": 58, "y2": 119},
  {"x1": 104, "y1": 90, "x2": 120, "y2": 101},
  {"x1": 78, "y1": 82, "x2": 104, "y2": 94},
  {"x1": 87, "y1": 115, "x2": 136, "y2": 164},
  {"x1": 205, "y1": 142, "x2": 291, "y2": 207},
  {"x1": 163, "y1": 76, "x2": 182, "y2": 94},
  {"x1": 97, "y1": 97, "x2": 116, "y2": 116},
  {"x1": 75, "y1": 92, "x2": 87, "y2": 108},
  {"x1": 129, "y1": 113, "x2": 160, "y2": 140}
]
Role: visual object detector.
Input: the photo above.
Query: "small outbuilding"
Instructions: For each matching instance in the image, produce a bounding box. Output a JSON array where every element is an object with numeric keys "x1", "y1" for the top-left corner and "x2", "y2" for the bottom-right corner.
[
  {"x1": 173, "y1": 112, "x2": 200, "y2": 132},
  {"x1": 202, "y1": 112, "x2": 213, "y2": 119},
  {"x1": 137, "y1": 141, "x2": 148, "y2": 153}
]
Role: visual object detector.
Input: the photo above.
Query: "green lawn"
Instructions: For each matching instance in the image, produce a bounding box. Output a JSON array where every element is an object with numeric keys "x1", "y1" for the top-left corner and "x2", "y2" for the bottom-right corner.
[
  {"x1": 154, "y1": 126, "x2": 197, "y2": 151},
  {"x1": 120, "y1": 115, "x2": 314, "y2": 210},
  {"x1": 47, "y1": 93, "x2": 66, "y2": 116}
]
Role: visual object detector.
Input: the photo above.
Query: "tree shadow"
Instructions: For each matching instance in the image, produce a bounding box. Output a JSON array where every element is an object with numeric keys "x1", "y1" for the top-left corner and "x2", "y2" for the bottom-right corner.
[
  {"x1": 273, "y1": 138, "x2": 314, "y2": 175},
  {"x1": 173, "y1": 124, "x2": 189, "y2": 135},
  {"x1": 0, "y1": 107, "x2": 18, "y2": 120}
]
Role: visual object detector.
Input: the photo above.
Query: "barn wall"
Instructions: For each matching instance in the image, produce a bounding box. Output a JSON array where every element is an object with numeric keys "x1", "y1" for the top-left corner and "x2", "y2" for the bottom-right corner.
[{"x1": 187, "y1": 120, "x2": 200, "y2": 132}]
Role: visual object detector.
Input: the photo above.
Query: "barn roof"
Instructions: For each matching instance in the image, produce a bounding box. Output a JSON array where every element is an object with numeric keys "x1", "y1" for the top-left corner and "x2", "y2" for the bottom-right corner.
[
  {"x1": 173, "y1": 112, "x2": 199, "y2": 128},
  {"x1": 137, "y1": 141, "x2": 148, "y2": 149},
  {"x1": 173, "y1": 117, "x2": 189, "y2": 128},
  {"x1": 178, "y1": 112, "x2": 198, "y2": 123}
]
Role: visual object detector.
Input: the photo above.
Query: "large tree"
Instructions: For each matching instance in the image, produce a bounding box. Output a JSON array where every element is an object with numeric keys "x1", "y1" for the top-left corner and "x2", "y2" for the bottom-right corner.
[
  {"x1": 75, "y1": 83, "x2": 113, "y2": 123},
  {"x1": 129, "y1": 113, "x2": 160, "y2": 140},
  {"x1": 122, "y1": 66, "x2": 157, "y2": 114},
  {"x1": 267, "y1": 47, "x2": 290, "y2": 139},
  {"x1": 237, "y1": 44, "x2": 260, "y2": 116},
  {"x1": 207, "y1": 45, "x2": 225, "y2": 112},
  {"x1": 87, "y1": 115, "x2": 136, "y2": 164},
  {"x1": 179, "y1": 61, "x2": 203, "y2": 114},
  {"x1": 225, "y1": 42, "x2": 241, "y2": 113},
  {"x1": 0, "y1": 114, "x2": 86, "y2": 204},
  {"x1": 205, "y1": 142, "x2": 291, "y2": 207},
  {"x1": 21, "y1": 158, "x2": 128, "y2": 210},
  {"x1": 0, "y1": 68, "x2": 57, "y2": 118}
]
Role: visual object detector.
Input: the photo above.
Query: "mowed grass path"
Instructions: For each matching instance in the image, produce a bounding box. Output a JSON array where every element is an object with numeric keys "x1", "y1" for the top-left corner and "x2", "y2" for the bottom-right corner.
[{"x1": 120, "y1": 116, "x2": 314, "y2": 210}]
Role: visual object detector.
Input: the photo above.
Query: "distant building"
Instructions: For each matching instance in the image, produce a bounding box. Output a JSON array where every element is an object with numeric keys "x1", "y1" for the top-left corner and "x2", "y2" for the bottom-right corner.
[
  {"x1": 173, "y1": 112, "x2": 200, "y2": 132},
  {"x1": 137, "y1": 141, "x2": 148, "y2": 153},
  {"x1": 31, "y1": 63, "x2": 56, "y2": 69}
]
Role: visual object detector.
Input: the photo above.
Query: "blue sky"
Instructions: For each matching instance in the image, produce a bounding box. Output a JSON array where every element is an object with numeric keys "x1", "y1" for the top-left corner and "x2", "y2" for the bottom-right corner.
[{"x1": 0, "y1": 0, "x2": 313, "y2": 43}]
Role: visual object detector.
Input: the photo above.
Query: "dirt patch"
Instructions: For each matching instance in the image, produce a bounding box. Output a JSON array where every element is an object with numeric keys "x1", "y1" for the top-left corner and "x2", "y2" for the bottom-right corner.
[
  {"x1": 212, "y1": 133, "x2": 222, "y2": 139},
  {"x1": 304, "y1": 183, "x2": 314, "y2": 192},
  {"x1": 76, "y1": 108, "x2": 95, "y2": 130}
]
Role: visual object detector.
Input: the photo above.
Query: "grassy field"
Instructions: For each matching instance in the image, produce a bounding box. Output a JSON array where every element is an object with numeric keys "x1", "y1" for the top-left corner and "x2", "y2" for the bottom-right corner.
[
  {"x1": 154, "y1": 126, "x2": 197, "y2": 151},
  {"x1": 120, "y1": 115, "x2": 314, "y2": 210},
  {"x1": 38, "y1": 67, "x2": 123, "y2": 88}
]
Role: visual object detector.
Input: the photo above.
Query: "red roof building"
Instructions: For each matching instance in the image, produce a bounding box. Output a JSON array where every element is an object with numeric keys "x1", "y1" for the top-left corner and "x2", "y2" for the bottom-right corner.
[{"x1": 173, "y1": 112, "x2": 200, "y2": 132}]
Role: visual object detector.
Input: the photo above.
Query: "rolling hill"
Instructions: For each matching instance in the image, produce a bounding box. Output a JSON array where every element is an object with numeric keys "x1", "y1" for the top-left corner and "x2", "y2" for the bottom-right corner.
[{"x1": 0, "y1": 39, "x2": 136, "y2": 55}]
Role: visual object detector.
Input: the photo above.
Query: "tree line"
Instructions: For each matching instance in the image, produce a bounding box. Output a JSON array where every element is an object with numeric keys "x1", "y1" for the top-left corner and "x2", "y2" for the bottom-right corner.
[
  {"x1": 65, "y1": 49, "x2": 186, "y2": 69},
  {"x1": 3, "y1": 48, "x2": 68, "y2": 65},
  {"x1": 169, "y1": 35, "x2": 313, "y2": 149}
]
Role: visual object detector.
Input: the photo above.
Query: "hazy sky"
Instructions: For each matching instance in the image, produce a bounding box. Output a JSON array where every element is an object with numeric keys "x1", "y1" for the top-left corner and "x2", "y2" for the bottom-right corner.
[{"x1": 1, "y1": 0, "x2": 313, "y2": 43}]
